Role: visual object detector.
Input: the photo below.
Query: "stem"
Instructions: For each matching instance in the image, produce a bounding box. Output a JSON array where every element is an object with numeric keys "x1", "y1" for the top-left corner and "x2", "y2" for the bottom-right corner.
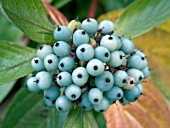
[{"x1": 88, "y1": 0, "x2": 98, "y2": 18}]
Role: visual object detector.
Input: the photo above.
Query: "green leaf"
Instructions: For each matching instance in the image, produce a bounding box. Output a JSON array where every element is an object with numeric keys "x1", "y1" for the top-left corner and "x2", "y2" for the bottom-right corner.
[
  {"x1": 0, "y1": 13, "x2": 23, "y2": 42},
  {"x1": 64, "y1": 107, "x2": 98, "y2": 128},
  {"x1": 0, "y1": 0, "x2": 55, "y2": 44},
  {"x1": 115, "y1": 0, "x2": 170, "y2": 38},
  {"x1": 47, "y1": 107, "x2": 68, "y2": 128},
  {"x1": 53, "y1": 0, "x2": 72, "y2": 9},
  {"x1": 2, "y1": 88, "x2": 47, "y2": 128},
  {"x1": 2, "y1": 87, "x2": 68, "y2": 128},
  {"x1": 93, "y1": 111, "x2": 106, "y2": 128},
  {"x1": 0, "y1": 41, "x2": 36, "y2": 85},
  {"x1": 0, "y1": 80, "x2": 16, "y2": 104},
  {"x1": 83, "y1": 110, "x2": 98, "y2": 128}
]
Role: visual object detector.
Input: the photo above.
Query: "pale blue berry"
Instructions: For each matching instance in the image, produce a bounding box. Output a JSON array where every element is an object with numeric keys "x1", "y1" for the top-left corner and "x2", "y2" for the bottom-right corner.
[
  {"x1": 44, "y1": 54, "x2": 59, "y2": 72},
  {"x1": 73, "y1": 30, "x2": 89, "y2": 47},
  {"x1": 76, "y1": 44, "x2": 94, "y2": 61},
  {"x1": 65, "y1": 84, "x2": 81, "y2": 101},
  {"x1": 136, "y1": 84, "x2": 144, "y2": 95},
  {"x1": 94, "y1": 96, "x2": 110, "y2": 112},
  {"x1": 37, "y1": 45, "x2": 53, "y2": 60},
  {"x1": 104, "y1": 86, "x2": 123, "y2": 101},
  {"x1": 55, "y1": 95, "x2": 73, "y2": 112},
  {"x1": 121, "y1": 38, "x2": 134, "y2": 54},
  {"x1": 88, "y1": 88, "x2": 103, "y2": 105},
  {"x1": 124, "y1": 86, "x2": 140, "y2": 102},
  {"x1": 31, "y1": 57, "x2": 45, "y2": 72},
  {"x1": 128, "y1": 54, "x2": 147, "y2": 70},
  {"x1": 127, "y1": 69, "x2": 144, "y2": 84},
  {"x1": 44, "y1": 86, "x2": 60, "y2": 100},
  {"x1": 82, "y1": 18, "x2": 98, "y2": 34},
  {"x1": 119, "y1": 51, "x2": 127, "y2": 65},
  {"x1": 57, "y1": 72, "x2": 72, "y2": 87},
  {"x1": 100, "y1": 35, "x2": 118, "y2": 52},
  {"x1": 108, "y1": 51, "x2": 124, "y2": 68},
  {"x1": 95, "y1": 71, "x2": 114, "y2": 91},
  {"x1": 44, "y1": 98, "x2": 54, "y2": 108},
  {"x1": 72, "y1": 67, "x2": 89, "y2": 86},
  {"x1": 113, "y1": 70, "x2": 128, "y2": 87},
  {"x1": 112, "y1": 34, "x2": 122, "y2": 50},
  {"x1": 94, "y1": 46, "x2": 110, "y2": 62},
  {"x1": 36, "y1": 71, "x2": 53, "y2": 90},
  {"x1": 135, "y1": 50, "x2": 145, "y2": 57},
  {"x1": 26, "y1": 77, "x2": 40, "y2": 92},
  {"x1": 53, "y1": 41, "x2": 71, "y2": 58},
  {"x1": 79, "y1": 91, "x2": 93, "y2": 111},
  {"x1": 53, "y1": 26, "x2": 71, "y2": 42},
  {"x1": 98, "y1": 20, "x2": 115, "y2": 34},
  {"x1": 86, "y1": 59, "x2": 104, "y2": 76},
  {"x1": 142, "y1": 66, "x2": 150, "y2": 78},
  {"x1": 58, "y1": 56, "x2": 75, "y2": 72}
]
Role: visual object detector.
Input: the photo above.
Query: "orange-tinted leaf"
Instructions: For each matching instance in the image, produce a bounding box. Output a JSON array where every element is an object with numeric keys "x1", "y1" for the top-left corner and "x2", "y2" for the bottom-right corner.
[{"x1": 43, "y1": 1, "x2": 69, "y2": 26}]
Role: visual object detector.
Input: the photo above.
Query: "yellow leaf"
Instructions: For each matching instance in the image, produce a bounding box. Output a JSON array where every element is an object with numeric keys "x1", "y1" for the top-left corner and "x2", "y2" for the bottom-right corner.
[{"x1": 156, "y1": 19, "x2": 170, "y2": 33}]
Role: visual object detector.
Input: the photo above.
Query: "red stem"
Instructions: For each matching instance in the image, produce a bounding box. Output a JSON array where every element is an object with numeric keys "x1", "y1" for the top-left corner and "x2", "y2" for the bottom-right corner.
[{"x1": 88, "y1": 0, "x2": 97, "y2": 18}]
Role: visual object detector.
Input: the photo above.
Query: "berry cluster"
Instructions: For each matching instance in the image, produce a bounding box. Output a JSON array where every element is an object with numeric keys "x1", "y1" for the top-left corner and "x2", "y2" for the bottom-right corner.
[{"x1": 26, "y1": 18, "x2": 150, "y2": 113}]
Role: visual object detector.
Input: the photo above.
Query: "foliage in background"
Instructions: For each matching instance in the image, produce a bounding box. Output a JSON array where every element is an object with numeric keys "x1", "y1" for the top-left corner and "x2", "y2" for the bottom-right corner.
[{"x1": 0, "y1": 0, "x2": 170, "y2": 128}]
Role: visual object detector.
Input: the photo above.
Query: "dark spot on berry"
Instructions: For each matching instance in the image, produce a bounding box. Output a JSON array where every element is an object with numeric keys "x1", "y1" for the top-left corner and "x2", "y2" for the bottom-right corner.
[
  {"x1": 36, "y1": 79, "x2": 39, "y2": 83},
  {"x1": 82, "y1": 30, "x2": 86, "y2": 35},
  {"x1": 71, "y1": 94, "x2": 76, "y2": 99},
  {"x1": 130, "y1": 80, "x2": 134, "y2": 85},
  {"x1": 139, "y1": 76, "x2": 143, "y2": 81},
  {"x1": 57, "y1": 27, "x2": 61, "y2": 31},
  {"x1": 122, "y1": 79, "x2": 126, "y2": 83},
  {"x1": 46, "y1": 96, "x2": 49, "y2": 99},
  {"x1": 77, "y1": 74, "x2": 82, "y2": 78},
  {"x1": 94, "y1": 98, "x2": 98, "y2": 102},
  {"x1": 87, "y1": 18, "x2": 90, "y2": 22},
  {"x1": 48, "y1": 59, "x2": 52, "y2": 64},
  {"x1": 93, "y1": 65, "x2": 98, "y2": 70},
  {"x1": 140, "y1": 92, "x2": 142, "y2": 95},
  {"x1": 55, "y1": 43, "x2": 59, "y2": 47},
  {"x1": 58, "y1": 107, "x2": 62, "y2": 110},
  {"x1": 60, "y1": 63, "x2": 64, "y2": 67},
  {"x1": 105, "y1": 78, "x2": 110, "y2": 83},
  {"x1": 117, "y1": 93, "x2": 121, "y2": 97},
  {"x1": 120, "y1": 55, "x2": 123, "y2": 59},
  {"x1": 82, "y1": 106, "x2": 86, "y2": 109},
  {"x1": 39, "y1": 46, "x2": 43, "y2": 50},
  {"x1": 58, "y1": 75, "x2": 62, "y2": 80},
  {"x1": 34, "y1": 59, "x2": 38, "y2": 64},
  {"x1": 100, "y1": 110, "x2": 104, "y2": 112},
  {"x1": 134, "y1": 97, "x2": 138, "y2": 100},
  {"x1": 80, "y1": 48, "x2": 85, "y2": 52},
  {"x1": 108, "y1": 36, "x2": 113, "y2": 40},
  {"x1": 141, "y1": 57, "x2": 145, "y2": 60},
  {"x1": 104, "y1": 52, "x2": 109, "y2": 57}
]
